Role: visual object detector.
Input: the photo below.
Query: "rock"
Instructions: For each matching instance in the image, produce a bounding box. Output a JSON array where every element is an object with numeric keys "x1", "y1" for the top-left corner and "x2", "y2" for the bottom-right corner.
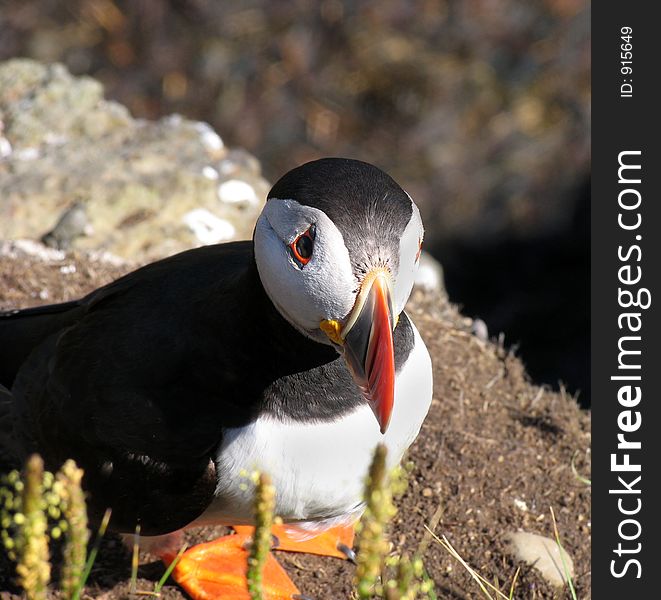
[
  {"x1": 0, "y1": 239, "x2": 67, "y2": 263},
  {"x1": 414, "y1": 251, "x2": 445, "y2": 295},
  {"x1": 218, "y1": 179, "x2": 260, "y2": 206},
  {"x1": 0, "y1": 238, "x2": 126, "y2": 268},
  {"x1": 512, "y1": 498, "x2": 528, "y2": 512},
  {"x1": 41, "y1": 202, "x2": 91, "y2": 250},
  {"x1": 0, "y1": 59, "x2": 270, "y2": 262},
  {"x1": 504, "y1": 531, "x2": 575, "y2": 587},
  {"x1": 471, "y1": 318, "x2": 489, "y2": 342},
  {"x1": 183, "y1": 209, "x2": 236, "y2": 245}
]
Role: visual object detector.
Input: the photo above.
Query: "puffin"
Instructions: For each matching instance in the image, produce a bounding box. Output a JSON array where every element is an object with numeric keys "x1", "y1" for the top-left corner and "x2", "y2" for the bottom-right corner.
[{"x1": 0, "y1": 158, "x2": 433, "y2": 599}]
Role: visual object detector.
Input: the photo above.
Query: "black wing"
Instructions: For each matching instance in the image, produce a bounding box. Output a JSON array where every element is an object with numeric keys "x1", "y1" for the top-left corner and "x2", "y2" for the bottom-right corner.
[
  {"x1": 3, "y1": 242, "x2": 256, "y2": 534},
  {"x1": 0, "y1": 300, "x2": 85, "y2": 388}
]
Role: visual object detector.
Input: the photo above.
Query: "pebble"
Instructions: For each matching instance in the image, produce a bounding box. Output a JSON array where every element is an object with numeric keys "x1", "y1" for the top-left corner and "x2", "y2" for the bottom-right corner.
[
  {"x1": 14, "y1": 147, "x2": 40, "y2": 161},
  {"x1": 202, "y1": 166, "x2": 219, "y2": 180},
  {"x1": 41, "y1": 202, "x2": 91, "y2": 250},
  {"x1": 0, "y1": 136, "x2": 11, "y2": 158},
  {"x1": 195, "y1": 121, "x2": 224, "y2": 153},
  {"x1": 414, "y1": 251, "x2": 445, "y2": 293},
  {"x1": 2, "y1": 239, "x2": 65, "y2": 261},
  {"x1": 218, "y1": 179, "x2": 259, "y2": 206},
  {"x1": 513, "y1": 498, "x2": 528, "y2": 512},
  {"x1": 183, "y1": 208, "x2": 236, "y2": 245},
  {"x1": 504, "y1": 531, "x2": 574, "y2": 587},
  {"x1": 471, "y1": 318, "x2": 489, "y2": 341},
  {"x1": 164, "y1": 114, "x2": 183, "y2": 127}
]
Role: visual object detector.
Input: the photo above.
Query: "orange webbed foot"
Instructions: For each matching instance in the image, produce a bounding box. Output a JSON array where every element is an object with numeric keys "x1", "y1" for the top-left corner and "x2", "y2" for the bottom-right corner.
[
  {"x1": 234, "y1": 524, "x2": 356, "y2": 562},
  {"x1": 160, "y1": 532, "x2": 300, "y2": 600}
]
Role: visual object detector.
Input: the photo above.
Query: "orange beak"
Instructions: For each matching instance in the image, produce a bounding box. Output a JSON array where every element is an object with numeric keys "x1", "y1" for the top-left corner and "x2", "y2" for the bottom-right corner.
[{"x1": 339, "y1": 270, "x2": 396, "y2": 434}]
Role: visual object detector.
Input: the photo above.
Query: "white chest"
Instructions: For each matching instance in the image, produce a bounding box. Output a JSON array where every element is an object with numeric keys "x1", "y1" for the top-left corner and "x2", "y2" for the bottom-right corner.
[{"x1": 194, "y1": 318, "x2": 432, "y2": 529}]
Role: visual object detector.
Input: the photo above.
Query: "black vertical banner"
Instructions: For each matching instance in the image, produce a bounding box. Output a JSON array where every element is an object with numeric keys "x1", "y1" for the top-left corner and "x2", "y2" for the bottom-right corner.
[{"x1": 593, "y1": 3, "x2": 661, "y2": 596}]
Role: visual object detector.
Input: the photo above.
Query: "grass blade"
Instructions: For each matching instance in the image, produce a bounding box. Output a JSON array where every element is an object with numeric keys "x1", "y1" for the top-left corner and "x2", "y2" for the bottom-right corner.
[
  {"x1": 550, "y1": 507, "x2": 577, "y2": 600},
  {"x1": 508, "y1": 566, "x2": 520, "y2": 600},
  {"x1": 72, "y1": 507, "x2": 111, "y2": 600},
  {"x1": 130, "y1": 524, "x2": 141, "y2": 594},
  {"x1": 570, "y1": 451, "x2": 591, "y2": 486},
  {"x1": 154, "y1": 543, "x2": 188, "y2": 594},
  {"x1": 425, "y1": 525, "x2": 511, "y2": 600}
]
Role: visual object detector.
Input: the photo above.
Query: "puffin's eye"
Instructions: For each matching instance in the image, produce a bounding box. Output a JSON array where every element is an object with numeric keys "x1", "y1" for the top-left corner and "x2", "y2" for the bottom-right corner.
[{"x1": 290, "y1": 225, "x2": 316, "y2": 266}]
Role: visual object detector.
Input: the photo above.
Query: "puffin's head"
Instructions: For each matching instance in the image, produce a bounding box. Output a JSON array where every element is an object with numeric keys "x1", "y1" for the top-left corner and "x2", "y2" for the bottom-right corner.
[{"x1": 254, "y1": 158, "x2": 424, "y2": 434}]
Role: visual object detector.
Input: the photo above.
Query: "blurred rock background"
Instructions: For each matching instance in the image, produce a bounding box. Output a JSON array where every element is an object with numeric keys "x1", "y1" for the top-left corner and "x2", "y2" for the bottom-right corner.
[{"x1": 0, "y1": 0, "x2": 590, "y2": 403}]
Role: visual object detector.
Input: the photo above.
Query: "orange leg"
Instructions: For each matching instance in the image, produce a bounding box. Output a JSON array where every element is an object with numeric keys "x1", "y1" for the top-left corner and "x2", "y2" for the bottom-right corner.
[
  {"x1": 159, "y1": 532, "x2": 300, "y2": 600},
  {"x1": 234, "y1": 524, "x2": 356, "y2": 562}
]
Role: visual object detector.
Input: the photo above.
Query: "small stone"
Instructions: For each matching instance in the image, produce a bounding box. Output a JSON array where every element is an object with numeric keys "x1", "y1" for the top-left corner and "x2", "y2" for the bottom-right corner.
[
  {"x1": 218, "y1": 179, "x2": 259, "y2": 206},
  {"x1": 422, "y1": 487, "x2": 433, "y2": 497},
  {"x1": 0, "y1": 136, "x2": 11, "y2": 158},
  {"x1": 7, "y1": 239, "x2": 65, "y2": 261},
  {"x1": 513, "y1": 498, "x2": 528, "y2": 512},
  {"x1": 414, "y1": 251, "x2": 445, "y2": 294},
  {"x1": 14, "y1": 147, "x2": 40, "y2": 161},
  {"x1": 504, "y1": 531, "x2": 574, "y2": 587},
  {"x1": 471, "y1": 318, "x2": 489, "y2": 341},
  {"x1": 164, "y1": 114, "x2": 183, "y2": 127},
  {"x1": 183, "y1": 209, "x2": 236, "y2": 245},
  {"x1": 202, "y1": 166, "x2": 219, "y2": 180},
  {"x1": 195, "y1": 121, "x2": 224, "y2": 154},
  {"x1": 41, "y1": 202, "x2": 91, "y2": 250}
]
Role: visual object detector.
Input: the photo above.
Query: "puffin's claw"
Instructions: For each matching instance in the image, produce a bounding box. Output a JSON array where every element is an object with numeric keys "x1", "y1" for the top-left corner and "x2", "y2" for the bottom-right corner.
[{"x1": 336, "y1": 542, "x2": 357, "y2": 564}]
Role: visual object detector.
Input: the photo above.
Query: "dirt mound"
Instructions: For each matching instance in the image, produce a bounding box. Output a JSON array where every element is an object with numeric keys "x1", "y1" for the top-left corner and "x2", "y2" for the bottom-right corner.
[{"x1": 0, "y1": 249, "x2": 590, "y2": 598}]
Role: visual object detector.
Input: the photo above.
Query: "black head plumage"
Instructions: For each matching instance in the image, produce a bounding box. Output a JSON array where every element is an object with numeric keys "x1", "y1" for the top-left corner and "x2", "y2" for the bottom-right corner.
[{"x1": 267, "y1": 158, "x2": 413, "y2": 277}]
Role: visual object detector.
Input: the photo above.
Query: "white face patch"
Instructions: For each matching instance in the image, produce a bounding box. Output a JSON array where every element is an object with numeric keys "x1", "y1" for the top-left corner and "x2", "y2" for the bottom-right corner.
[
  {"x1": 393, "y1": 196, "x2": 424, "y2": 315},
  {"x1": 254, "y1": 198, "x2": 357, "y2": 343}
]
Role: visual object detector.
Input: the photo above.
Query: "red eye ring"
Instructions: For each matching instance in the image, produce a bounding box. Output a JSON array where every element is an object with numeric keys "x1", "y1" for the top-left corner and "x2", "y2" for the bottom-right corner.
[{"x1": 290, "y1": 225, "x2": 315, "y2": 266}]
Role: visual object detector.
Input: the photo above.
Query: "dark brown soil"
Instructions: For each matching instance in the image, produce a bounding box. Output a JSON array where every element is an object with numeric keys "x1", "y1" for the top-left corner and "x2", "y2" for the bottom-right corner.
[{"x1": 0, "y1": 251, "x2": 591, "y2": 599}]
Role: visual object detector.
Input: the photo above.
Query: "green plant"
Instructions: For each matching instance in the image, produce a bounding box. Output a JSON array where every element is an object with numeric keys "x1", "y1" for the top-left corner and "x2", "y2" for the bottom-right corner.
[
  {"x1": 15, "y1": 455, "x2": 51, "y2": 600},
  {"x1": 383, "y1": 554, "x2": 436, "y2": 600},
  {"x1": 2, "y1": 450, "x2": 437, "y2": 599},
  {"x1": 0, "y1": 455, "x2": 110, "y2": 600},
  {"x1": 247, "y1": 472, "x2": 276, "y2": 599},
  {"x1": 153, "y1": 542, "x2": 188, "y2": 595},
  {"x1": 72, "y1": 507, "x2": 111, "y2": 600},
  {"x1": 570, "y1": 450, "x2": 591, "y2": 486},
  {"x1": 55, "y1": 460, "x2": 89, "y2": 597},
  {"x1": 129, "y1": 524, "x2": 141, "y2": 594},
  {"x1": 427, "y1": 527, "x2": 518, "y2": 600},
  {"x1": 355, "y1": 444, "x2": 395, "y2": 598},
  {"x1": 355, "y1": 444, "x2": 435, "y2": 600},
  {"x1": 550, "y1": 506, "x2": 577, "y2": 600}
]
